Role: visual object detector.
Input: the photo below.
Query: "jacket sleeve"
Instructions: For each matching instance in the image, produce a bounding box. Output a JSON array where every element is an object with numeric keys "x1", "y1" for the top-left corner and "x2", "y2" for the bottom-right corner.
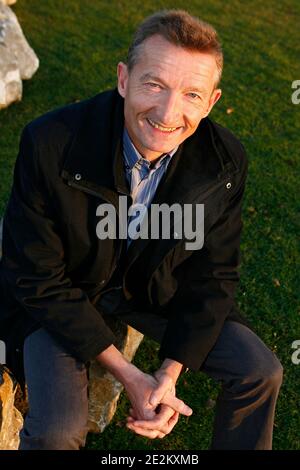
[
  {"x1": 158, "y1": 153, "x2": 248, "y2": 371},
  {"x1": 1, "y1": 124, "x2": 116, "y2": 362}
]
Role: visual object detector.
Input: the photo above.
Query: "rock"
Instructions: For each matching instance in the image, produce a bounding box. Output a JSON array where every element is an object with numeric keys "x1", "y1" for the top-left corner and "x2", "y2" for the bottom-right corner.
[
  {"x1": 0, "y1": 366, "x2": 23, "y2": 450},
  {"x1": 88, "y1": 316, "x2": 144, "y2": 433},
  {"x1": 0, "y1": 2, "x2": 39, "y2": 109}
]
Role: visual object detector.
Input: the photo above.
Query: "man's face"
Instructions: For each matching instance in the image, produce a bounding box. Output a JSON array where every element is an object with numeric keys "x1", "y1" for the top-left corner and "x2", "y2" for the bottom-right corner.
[{"x1": 117, "y1": 34, "x2": 222, "y2": 162}]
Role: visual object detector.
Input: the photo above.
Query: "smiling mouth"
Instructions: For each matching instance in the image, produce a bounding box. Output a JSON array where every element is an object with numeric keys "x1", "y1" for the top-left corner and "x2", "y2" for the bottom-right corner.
[{"x1": 147, "y1": 118, "x2": 180, "y2": 133}]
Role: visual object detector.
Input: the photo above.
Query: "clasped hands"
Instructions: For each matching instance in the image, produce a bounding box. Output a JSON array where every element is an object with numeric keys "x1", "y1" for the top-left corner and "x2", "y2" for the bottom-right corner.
[{"x1": 125, "y1": 368, "x2": 193, "y2": 439}]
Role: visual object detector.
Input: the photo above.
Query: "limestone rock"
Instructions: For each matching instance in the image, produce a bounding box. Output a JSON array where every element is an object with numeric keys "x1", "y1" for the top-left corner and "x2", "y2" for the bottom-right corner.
[
  {"x1": 88, "y1": 316, "x2": 144, "y2": 433},
  {"x1": 0, "y1": 2, "x2": 39, "y2": 109},
  {"x1": 0, "y1": 366, "x2": 23, "y2": 450}
]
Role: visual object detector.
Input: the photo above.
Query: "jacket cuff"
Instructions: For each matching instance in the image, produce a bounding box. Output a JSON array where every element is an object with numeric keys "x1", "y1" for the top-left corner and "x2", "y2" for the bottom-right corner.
[
  {"x1": 158, "y1": 336, "x2": 212, "y2": 372},
  {"x1": 72, "y1": 330, "x2": 116, "y2": 363}
]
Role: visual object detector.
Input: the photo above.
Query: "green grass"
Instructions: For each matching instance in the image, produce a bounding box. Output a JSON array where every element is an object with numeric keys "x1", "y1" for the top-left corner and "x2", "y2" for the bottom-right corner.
[{"x1": 1, "y1": 0, "x2": 299, "y2": 450}]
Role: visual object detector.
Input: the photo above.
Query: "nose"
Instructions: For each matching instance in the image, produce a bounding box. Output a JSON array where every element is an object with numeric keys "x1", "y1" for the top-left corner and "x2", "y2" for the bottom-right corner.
[{"x1": 157, "y1": 91, "x2": 181, "y2": 127}]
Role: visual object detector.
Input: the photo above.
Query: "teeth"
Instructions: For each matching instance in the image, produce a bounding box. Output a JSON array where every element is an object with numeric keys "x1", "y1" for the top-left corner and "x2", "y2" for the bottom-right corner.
[{"x1": 147, "y1": 118, "x2": 177, "y2": 132}]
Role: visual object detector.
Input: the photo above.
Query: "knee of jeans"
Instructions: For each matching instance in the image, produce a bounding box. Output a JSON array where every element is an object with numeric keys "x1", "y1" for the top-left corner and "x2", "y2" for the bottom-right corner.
[
  {"x1": 20, "y1": 415, "x2": 89, "y2": 450},
  {"x1": 226, "y1": 353, "x2": 283, "y2": 395},
  {"x1": 265, "y1": 356, "x2": 283, "y2": 389},
  {"x1": 248, "y1": 354, "x2": 283, "y2": 391},
  {"x1": 38, "y1": 422, "x2": 88, "y2": 450}
]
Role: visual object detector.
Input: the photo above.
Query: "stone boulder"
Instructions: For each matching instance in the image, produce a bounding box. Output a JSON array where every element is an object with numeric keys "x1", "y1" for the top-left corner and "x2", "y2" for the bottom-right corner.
[
  {"x1": 0, "y1": 366, "x2": 23, "y2": 450},
  {"x1": 0, "y1": 2, "x2": 39, "y2": 109},
  {"x1": 88, "y1": 317, "x2": 144, "y2": 433}
]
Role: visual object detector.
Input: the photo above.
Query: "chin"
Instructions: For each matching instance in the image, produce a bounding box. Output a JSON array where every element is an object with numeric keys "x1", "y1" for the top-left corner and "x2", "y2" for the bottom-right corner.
[
  {"x1": 144, "y1": 137, "x2": 177, "y2": 150},
  {"x1": 146, "y1": 145, "x2": 173, "y2": 155}
]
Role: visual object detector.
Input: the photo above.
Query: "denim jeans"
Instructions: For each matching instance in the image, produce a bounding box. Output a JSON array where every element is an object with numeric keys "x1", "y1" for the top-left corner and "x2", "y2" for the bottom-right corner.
[{"x1": 19, "y1": 309, "x2": 283, "y2": 450}]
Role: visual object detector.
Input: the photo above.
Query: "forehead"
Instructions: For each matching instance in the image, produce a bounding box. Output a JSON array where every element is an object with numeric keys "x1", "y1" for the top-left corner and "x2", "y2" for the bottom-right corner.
[{"x1": 133, "y1": 34, "x2": 218, "y2": 88}]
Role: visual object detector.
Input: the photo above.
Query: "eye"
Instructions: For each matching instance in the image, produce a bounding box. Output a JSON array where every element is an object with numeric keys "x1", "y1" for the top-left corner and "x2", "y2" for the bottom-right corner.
[
  {"x1": 187, "y1": 92, "x2": 200, "y2": 100},
  {"x1": 146, "y1": 82, "x2": 161, "y2": 89}
]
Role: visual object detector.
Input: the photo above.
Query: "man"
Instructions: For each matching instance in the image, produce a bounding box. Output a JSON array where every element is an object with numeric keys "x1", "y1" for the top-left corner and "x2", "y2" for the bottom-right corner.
[{"x1": 0, "y1": 10, "x2": 283, "y2": 450}]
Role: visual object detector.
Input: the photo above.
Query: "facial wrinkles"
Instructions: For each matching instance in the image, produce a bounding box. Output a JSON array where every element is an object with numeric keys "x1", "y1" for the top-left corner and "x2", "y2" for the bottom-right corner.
[
  {"x1": 145, "y1": 69, "x2": 210, "y2": 102},
  {"x1": 138, "y1": 66, "x2": 208, "y2": 129},
  {"x1": 123, "y1": 38, "x2": 218, "y2": 145},
  {"x1": 139, "y1": 40, "x2": 216, "y2": 95},
  {"x1": 134, "y1": 69, "x2": 213, "y2": 132}
]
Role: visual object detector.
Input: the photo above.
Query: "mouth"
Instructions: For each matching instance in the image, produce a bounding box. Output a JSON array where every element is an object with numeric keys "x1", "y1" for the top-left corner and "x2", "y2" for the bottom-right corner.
[{"x1": 146, "y1": 118, "x2": 180, "y2": 133}]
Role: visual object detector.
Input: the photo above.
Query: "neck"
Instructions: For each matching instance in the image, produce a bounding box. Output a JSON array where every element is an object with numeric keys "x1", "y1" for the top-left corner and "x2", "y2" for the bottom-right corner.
[{"x1": 125, "y1": 129, "x2": 166, "y2": 163}]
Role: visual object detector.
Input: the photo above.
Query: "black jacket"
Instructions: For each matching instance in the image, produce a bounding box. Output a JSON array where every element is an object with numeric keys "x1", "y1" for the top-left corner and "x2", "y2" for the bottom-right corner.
[{"x1": 0, "y1": 88, "x2": 248, "y2": 387}]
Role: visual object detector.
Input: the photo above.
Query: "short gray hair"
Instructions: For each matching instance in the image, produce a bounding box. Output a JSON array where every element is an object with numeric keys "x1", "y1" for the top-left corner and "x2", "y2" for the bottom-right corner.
[{"x1": 127, "y1": 9, "x2": 223, "y2": 87}]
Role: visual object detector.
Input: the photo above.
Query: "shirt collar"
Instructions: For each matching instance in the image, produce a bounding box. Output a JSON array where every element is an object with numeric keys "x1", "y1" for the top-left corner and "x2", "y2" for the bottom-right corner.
[{"x1": 123, "y1": 127, "x2": 178, "y2": 172}]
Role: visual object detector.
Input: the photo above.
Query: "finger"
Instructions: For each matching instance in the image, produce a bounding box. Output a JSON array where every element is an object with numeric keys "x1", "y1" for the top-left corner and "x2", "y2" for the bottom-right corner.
[
  {"x1": 163, "y1": 411, "x2": 179, "y2": 434},
  {"x1": 147, "y1": 410, "x2": 179, "y2": 436},
  {"x1": 128, "y1": 410, "x2": 179, "y2": 437},
  {"x1": 126, "y1": 423, "x2": 165, "y2": 439},
  {"x1": 130, "y1": 407, "x2": 157, "y2": 421},
  {"x1": 129, "y1": 406, "x2": 176, "y2": 431},
  {"x1": 149, "y1": 376, "x2": 173, "y2": 407},
  {"x1": 161, "y1": 391, "x2": 193, "y2": 416}
]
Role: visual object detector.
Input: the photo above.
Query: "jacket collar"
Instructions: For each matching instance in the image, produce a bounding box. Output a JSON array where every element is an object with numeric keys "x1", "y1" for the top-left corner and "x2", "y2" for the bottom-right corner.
[
  {"x1": 61, "y1": 88, "x2": 238, "y2": 202},
  {"x1": 123, "y1": 117, "x2": 239, "y2": 277},
  {"x1": 61, "y1": 88, "x2": 129, "y2": 206},
  {"x1": 60, "y1": 89, "x2": 240, "y2": 276}
]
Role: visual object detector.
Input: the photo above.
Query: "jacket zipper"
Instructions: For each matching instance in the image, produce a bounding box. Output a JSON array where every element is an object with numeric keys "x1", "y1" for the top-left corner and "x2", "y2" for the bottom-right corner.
[{"x1": 67, "y1": 179, "x2": 126, "y2": 289}]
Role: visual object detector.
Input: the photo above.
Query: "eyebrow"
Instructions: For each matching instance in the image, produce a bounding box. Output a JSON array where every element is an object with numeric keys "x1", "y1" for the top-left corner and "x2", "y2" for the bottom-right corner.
[
  {"x1": 139, "y1": 73, "x2": 207, "y2": 95},
  {"x1": 140, "y1": 73, "x2": 164, "y2": 83}
]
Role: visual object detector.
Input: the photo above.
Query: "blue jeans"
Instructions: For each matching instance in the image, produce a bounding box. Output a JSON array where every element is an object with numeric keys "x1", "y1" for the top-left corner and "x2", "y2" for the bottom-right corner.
[{"x1": 19, "y1": 319, "x2": 282, "y2": 450}]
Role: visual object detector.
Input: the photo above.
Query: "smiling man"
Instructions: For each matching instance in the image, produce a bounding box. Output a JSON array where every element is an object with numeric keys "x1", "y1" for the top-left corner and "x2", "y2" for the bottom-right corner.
[
  {"x1": 117, "y1": 34, "x2": 221, "y2": 162},
  {"x1": 0, "y1": 10, "x2": 283, "y2": 450}
]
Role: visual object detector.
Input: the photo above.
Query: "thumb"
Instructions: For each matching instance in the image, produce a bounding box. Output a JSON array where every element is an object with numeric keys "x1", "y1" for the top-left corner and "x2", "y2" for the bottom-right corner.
[
  {"x1": 161, "y1": 391, "x2": 193, "y2": 417},
  {"x1": 149, "y1": 385, "x2": 167, "y2": 408},
  {"x1": 149, "y1": 375, "x2": 173, "y2": 407}
]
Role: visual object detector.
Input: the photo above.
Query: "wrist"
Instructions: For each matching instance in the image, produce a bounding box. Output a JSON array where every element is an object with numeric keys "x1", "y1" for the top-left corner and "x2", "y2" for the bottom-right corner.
[
  {"x1": 158, "y1": 358, "x2": 184, "y2": 384},
  {"x1": 96, "y1": 344, "x2": 141, "y2": 386}
]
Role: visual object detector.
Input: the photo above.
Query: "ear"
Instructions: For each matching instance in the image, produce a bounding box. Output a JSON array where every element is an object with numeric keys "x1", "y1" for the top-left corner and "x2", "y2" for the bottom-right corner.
[
  {"x1": 203, "y1": 88, "x2": 222, "y2": 117},
  {"x1": 117, "y1": 62, "x2": 129, "y2": 98}
]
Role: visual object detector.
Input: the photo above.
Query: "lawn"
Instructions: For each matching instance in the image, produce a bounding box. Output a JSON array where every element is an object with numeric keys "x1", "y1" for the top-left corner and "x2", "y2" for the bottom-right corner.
[{"x1": 0, "y1": 0, "x2": 299, "y2": 450}]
